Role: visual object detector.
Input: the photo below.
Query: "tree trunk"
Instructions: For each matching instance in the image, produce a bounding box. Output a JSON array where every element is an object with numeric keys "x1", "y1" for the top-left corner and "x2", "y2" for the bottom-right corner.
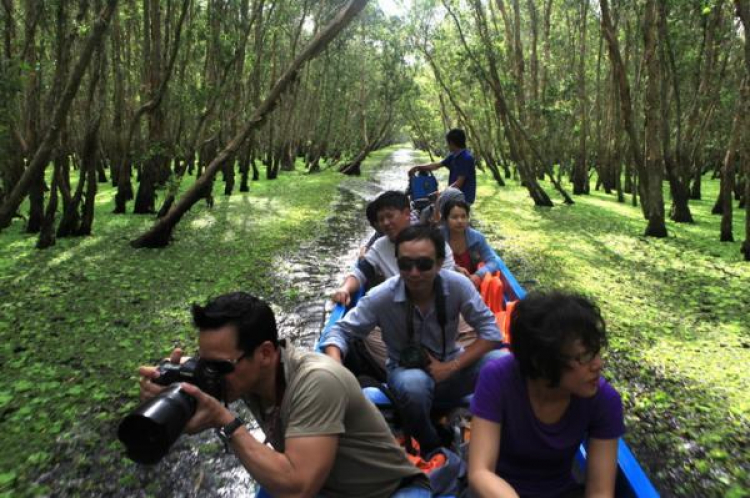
[
  {"x1": 133, "y1": 0, "x2": 189, "y2": 214},
  {"x1": 683, "y1": 7, "x2": 724, "y2": 201},
  {"x1": 78, "y1": 117, "x2": 104, "y2": 236},
  {"x1": 57, "y1": 158, "x2": 86, "y2": 238},
  {"x1": 642, "y1": 0, "x2": 667, "y2": 237},
  {"x1": 23, "y1": 0, "x2": 42, "y2": 233},
  {"x1": 461, "y1": 0, "x2": 555, "y2": 206},
  {"x1": 600, "y1": 0, "x2": 663, "y2": 231},
  {"x1": 36, "y1": 162, "x2": 59, "y2": 249},
  {"x1": 719, "y1": 77, "x2": 748, "y2": 241},
  {"x1": 109, "y1": 7, "x2": 124, "y2": 188},
  {"x1": 0, "y1": 0, "x2": 119, "y2": 231},
  {"x1": 239, "y1": 143, "x2": 252, "y2": 190},
  {"x1": 657, "y1": 0, "x2": 692, "y2": 223},
  {"x1": 131, "y1": 0, "x2": 370, "y2": 248},
  {"x1": 573, "y1": 0, "x2": 589, "y2": 195},
  {"x1": 736, "y1": 0, "x2": 750, "y2": 259}
]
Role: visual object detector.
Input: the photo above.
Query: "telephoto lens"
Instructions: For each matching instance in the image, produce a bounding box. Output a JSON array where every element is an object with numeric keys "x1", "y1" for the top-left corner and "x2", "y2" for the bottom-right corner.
[{"x1": 117, "y1": 384, "x2": 197, "y2": 464}]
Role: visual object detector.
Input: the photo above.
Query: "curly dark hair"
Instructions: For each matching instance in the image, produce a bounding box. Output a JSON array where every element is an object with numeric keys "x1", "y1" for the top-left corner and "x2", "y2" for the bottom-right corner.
[
  {"x1": 510, "y1": 291, "x2": 607, "y2": 387},
  {"x1": 192, "y1": 292, "x2": 279, "y2": 355}
]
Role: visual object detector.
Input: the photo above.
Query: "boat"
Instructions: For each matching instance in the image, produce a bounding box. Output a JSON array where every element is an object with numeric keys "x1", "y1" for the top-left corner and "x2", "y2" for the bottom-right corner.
[{"x1": 311, "y1": 252, "x2": 660, "y2": 498}]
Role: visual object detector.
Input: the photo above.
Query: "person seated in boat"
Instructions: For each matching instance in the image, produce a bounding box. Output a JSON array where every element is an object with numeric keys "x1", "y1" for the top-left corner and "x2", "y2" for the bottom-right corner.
[
  {"x1": 139, "y1": 292, "x2": 431, "y2": 498},
  {"x1": 323, "y1": 226, "x2": 506, "y2": 456},
  {"x1": 333, "y1": 191, "x2": 457, "y2": 379},
  {"x1": 468, "y1": 291, "x2": 624, "y2": 498},
  {"x1": 439, "y1": 199, "x2": 502, "y2": 289},
  {"x1": 418, "y1": 186, "x2": 465, "y2": 226},
  {"x1": 409, "y1": 128, "x2": 477, "y2": 205},
  {"x1": 336, "y1": 191, "x2": 456, "y2": 307},
  {"x1": 360, "y1": 195, "x2": 384, "y2": 260}
]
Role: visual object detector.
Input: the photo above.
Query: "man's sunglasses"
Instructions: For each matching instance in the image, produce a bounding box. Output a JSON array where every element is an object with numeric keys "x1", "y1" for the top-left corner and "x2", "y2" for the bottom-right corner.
[
  {"x1": 397, "y1": 256, "x2": 436, "y2": 272},
  {"x1": 198, "y1": 352, "x2": 248, "y2": 375}
]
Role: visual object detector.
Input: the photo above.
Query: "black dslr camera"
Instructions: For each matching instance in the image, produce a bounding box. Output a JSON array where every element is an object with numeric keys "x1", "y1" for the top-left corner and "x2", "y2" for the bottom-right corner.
[
  {"x1": 118, "y1": 357, "x2": 230, "y2": 464},
  {"x1": 399, "y1": 344, "x2": 430, "y2": 370}
]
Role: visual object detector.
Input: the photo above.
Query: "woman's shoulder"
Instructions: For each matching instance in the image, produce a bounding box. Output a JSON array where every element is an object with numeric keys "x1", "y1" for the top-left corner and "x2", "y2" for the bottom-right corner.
[
  {"x1": 466, "y1": 226, "x2": 488, "y2": 243},
  {"x1": 585, "y1": 377, "x2": 626, "y2": 438},
  {"x1": 480, "y1": 352, "x2": 518, "y2": 381},
  {"x1": 574, "y1": 377, "x2": 624, "y2": 421},
  {"x1": 594, "y1": 377, "x2": 623, "y2": 407}
]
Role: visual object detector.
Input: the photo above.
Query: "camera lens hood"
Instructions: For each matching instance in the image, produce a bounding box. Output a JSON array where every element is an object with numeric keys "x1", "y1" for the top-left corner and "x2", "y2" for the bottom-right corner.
[{"x1": 118, "y1": 384, "x2": 196, "y2": 464}]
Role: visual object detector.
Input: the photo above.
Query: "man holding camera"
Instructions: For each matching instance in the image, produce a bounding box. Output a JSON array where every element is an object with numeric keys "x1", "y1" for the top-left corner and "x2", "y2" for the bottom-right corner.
[
  {"x1": 322, "y1": 226, "x2": 506, "y2": 456},
  {"x1": 137, "y1": 292, "x2": 430, "y2": 498}
]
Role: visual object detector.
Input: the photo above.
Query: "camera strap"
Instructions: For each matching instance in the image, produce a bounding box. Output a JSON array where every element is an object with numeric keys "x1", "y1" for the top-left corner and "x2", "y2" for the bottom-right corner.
[
  {"x1": 406, "y1": 274, "x2": 447, "y2": 360},
  {"x1": 261, "y1": 351, "x2": 287, "y2": 449}
]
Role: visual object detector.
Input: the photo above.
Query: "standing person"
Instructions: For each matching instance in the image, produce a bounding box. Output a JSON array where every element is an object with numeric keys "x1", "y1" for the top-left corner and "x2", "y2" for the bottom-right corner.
[
  {"x1": 439, "y1": 199, "x2": 502, "y2": 289},
  {"x1": 323, "y1": 226, "x2": 505, "y2": 456},
  {"x1": 409, "y1": 129, "x2": 477, "y2": 205},
  {"x1": 468, "y1": 291, "x2": 624, "y2": 498},
  {"x1": 138, "y1": 292, "x2": 431, "y2": 498}
]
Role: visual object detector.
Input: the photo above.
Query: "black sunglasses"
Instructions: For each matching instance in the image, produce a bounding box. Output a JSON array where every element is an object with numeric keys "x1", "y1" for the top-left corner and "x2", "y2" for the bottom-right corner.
[
  {"x1": 397, "y1": 256, "x2": 436, "y2": 272},
  {"x1": 198, "y1": 352, "x2": 249, "y2": 375}
]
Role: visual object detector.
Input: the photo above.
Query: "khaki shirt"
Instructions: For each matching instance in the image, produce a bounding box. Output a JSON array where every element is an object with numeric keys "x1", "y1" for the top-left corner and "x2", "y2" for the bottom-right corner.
[{"x1": 244, "y1": 344, "x2": 428, "y2": 498}]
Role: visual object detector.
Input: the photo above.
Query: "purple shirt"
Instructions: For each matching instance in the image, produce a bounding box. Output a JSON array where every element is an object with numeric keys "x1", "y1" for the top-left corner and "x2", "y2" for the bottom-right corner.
[{"x1": 470, "y1": 355, "x2": 625, "y2": 498}]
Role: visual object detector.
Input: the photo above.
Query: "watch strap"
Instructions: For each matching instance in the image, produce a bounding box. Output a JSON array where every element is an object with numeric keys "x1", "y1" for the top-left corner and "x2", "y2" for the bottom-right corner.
[{"x1": 218, "y1": 416, "x2": 245, "y2": 443}]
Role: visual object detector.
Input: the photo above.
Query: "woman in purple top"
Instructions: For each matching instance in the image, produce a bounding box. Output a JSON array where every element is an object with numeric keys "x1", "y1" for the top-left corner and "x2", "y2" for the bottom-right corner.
[{"x1": 468, "y1": 291, "x2": 625, "y2": 498}]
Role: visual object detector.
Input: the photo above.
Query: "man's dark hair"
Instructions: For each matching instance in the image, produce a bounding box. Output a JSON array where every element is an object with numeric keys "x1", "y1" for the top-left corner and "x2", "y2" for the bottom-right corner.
[
  {"x1": 441, "y1": 199, "x2": 471, "y2": 222},
  {"x1": 192, "y1": 292, "x2": 279, "y2": 354},
  {"x1": 370, "y1": 190, "x2": 410, "y2": 216},
  {"x1": 510, "y1": 291, "x2": 607, "y2": 387},
  {"x1": 394, "y1": 225, "x2": 446, "y2": 261},
  {"x1": 365, "y1": 199, "x2": 379, "y2": 229},
  {"x1": 445, "y1": 128, "x2": 467, "y2": 149}
]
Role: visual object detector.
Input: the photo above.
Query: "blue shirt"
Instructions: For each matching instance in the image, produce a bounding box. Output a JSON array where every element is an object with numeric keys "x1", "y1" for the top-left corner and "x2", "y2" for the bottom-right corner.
[
  {"x1": 441, "y1": 149, "x2": 476, "y2": 204},
  {"x1": 321, "y1": 270, "x2": 502, "y2": 367}
]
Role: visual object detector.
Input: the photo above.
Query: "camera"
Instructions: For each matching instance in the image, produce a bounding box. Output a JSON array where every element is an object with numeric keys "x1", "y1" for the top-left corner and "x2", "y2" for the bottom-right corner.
[
  {"x1": 118, "y1": 357, "x2": 228, "y2": 464},
  {"x1": 399, "y1": 344, "x2": 430, "y2": 370}
]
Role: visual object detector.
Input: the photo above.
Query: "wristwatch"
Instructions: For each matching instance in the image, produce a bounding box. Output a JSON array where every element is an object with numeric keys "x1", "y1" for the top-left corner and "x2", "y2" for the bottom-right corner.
[{"x1": 216, "y1": 416, "x2": 245, "y2": 446}]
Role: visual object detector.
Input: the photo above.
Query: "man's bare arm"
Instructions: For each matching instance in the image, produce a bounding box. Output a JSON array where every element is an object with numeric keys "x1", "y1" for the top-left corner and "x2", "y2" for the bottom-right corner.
[
  {"x1": 331, "y1": 276, "x2": 361, "y2": 305},
  {"x1": 408, "y1": 162, "x2": 442, "y2": 175},
  {"x1": 231, "y1": 432, "x2": 338, "y2": 498}
]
